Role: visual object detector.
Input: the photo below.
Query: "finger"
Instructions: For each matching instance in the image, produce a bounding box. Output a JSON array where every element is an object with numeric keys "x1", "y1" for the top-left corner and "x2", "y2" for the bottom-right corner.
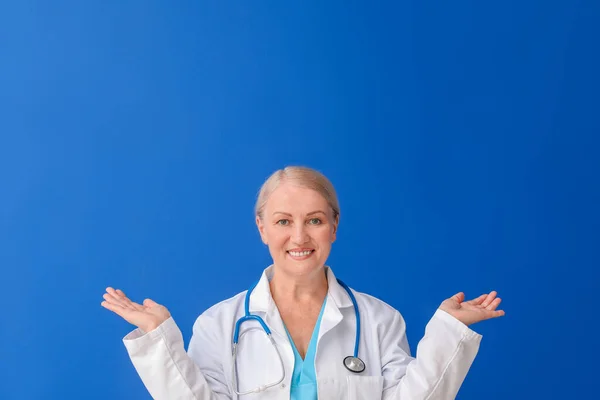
[
  {"x1": 115, "y1": 289, "x2": 145, "y2": 311},
  {"x1": 465, "y1": 294, "x2": 487, "y2": 305},
  {"x1": 488, "y1": 309, "x2": 505, "y2": 318},
  {"x1": 106, "y1": 287, "x2": 128, "y2": 307},
  {"x1": 106, "y1": 287, "x2": 140, "y2": 311},
  {"x1": 450, "y1": 292, "x2": 465, "y2": 303},
  {"x1": 129, "y1": 301, "x2": 146, "y2": 312},
  {"x1": 103, "y1": 293, "x2": 127, "y2": 308},
  {"x1": 143, "y1": 298, "x2": 158, "y2": 308},
  {"x1": 481, "y1": 308, "x2": 505, "y2": 320},
  {"x1": 101, "y1": 300, "x2": 127, "y2": 318},
  {"x1": 481, "y1": 291, "x2": 497, "y2": 307},
  {"x1": 115, "y1": 289, "x2": 137, "y2": 304},
  {"x1": 486, "y1": 297, "x2": 502, "y2": 311},
  {"x1": 110, "y1": 288, "x2": 132, "y2": 304}
]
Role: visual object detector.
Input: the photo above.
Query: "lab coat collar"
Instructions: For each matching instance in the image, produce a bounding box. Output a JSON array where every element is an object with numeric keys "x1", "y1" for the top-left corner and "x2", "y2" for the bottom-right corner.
[
  {"x1": 248, "y1": 264, "x2": 354, "y2": 313},
  {"x1": 325, "y1": 266, "x2": 354, "y2": 309}
]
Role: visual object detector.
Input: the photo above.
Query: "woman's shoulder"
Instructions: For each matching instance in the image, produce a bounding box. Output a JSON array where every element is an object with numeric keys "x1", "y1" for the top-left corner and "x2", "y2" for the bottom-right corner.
[
  {"x1": 351, "y1": 288, "x2": 405, "y2": 320},
  {"x1": 191, "y1": 290, "x2": 247, "y2": 331}
]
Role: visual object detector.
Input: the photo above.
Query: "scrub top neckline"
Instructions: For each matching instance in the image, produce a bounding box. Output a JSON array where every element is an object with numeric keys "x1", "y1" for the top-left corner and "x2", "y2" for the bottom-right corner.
[
  {"x1": 283, "y1": 297, "x2": 327, "y2": 360},
  {"x1": 283, "y1": 297, "x2": 327, "y2": 391}
]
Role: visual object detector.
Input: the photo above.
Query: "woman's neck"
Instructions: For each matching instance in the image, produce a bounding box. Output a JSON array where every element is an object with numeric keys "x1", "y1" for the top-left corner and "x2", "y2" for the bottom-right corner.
[{"x1": 269, "y1": 266, "x2": 328, "y2": 305}]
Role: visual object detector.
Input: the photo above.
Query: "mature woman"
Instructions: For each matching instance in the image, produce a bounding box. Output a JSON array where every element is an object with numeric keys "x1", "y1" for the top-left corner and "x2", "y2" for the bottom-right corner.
[{"x1": 101, "y1": 166, "x2": 504, "y2": 400}]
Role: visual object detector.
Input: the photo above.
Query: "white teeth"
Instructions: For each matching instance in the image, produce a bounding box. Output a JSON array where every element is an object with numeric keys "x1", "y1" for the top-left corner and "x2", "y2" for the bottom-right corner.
[{"x1": 288, "y1": 250, "x2": 313, "y2": 257}]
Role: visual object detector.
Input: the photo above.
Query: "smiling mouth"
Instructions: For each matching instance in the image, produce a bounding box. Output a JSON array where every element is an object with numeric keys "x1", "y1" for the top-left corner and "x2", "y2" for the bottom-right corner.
[{"x1": 287, "y1": 250, "x2": 315, "y2": 258}]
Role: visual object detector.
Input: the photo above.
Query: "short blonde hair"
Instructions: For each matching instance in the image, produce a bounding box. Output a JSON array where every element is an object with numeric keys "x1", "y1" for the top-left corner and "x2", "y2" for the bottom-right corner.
[{"x1": 255, "y1": 166, "x2": 340, "y2": 221}]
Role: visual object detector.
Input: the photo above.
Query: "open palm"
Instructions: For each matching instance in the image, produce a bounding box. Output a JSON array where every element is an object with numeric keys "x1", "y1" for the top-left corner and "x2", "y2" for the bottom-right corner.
[
  {"x1": 439, "y1": 291, "x2": 505, "y2": 326},
  {"x1": 101, "y1": 287, "x2": 171, "y2": 333}
]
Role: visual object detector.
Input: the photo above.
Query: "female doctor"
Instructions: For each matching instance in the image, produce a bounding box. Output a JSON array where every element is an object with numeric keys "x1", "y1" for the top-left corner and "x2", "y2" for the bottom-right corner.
[{"x1": 101, "y1": 166, "x2": 505, "y2": 400}]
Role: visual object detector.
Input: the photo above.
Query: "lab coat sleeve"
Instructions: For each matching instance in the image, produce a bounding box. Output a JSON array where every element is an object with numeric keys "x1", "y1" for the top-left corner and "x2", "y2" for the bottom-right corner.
[
  {"x1": 122, "y1": 316, "x2": 231, "y2": 400},
  {"x1": 381, "y1": 309, "x2": 482, "y2": 400}
]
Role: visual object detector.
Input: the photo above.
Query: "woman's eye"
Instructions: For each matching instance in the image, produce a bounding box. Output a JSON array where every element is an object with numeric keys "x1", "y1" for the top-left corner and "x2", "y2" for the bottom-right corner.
[
  {"x1": 277, "y1": 219, "x2": 290, "y2": 226},
  {"x1": 308, "y1": 218, "x2": 321, "y2": 225}
]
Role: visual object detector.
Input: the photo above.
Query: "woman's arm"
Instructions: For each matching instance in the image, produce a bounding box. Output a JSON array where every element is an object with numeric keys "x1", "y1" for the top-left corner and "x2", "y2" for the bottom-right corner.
[
  {"x1": 381, "y1": 309, "x2": 481, "y2": 400},
  {"x1": 123, "y1": 316, "x2": 231, "y2": 400},
  {"x1": 381, "y1": 291, "x2": 503, "y2": 400},
  {"x1": 102, "y1": 288, "x2": 231, "y2": 400}
]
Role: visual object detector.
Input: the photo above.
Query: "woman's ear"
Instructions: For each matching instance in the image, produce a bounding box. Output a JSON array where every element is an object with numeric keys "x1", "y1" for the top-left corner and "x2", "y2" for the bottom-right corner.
[
  {"x1": 256, "y1": 215, "x2": 268, "y2": 245},
  {"x1": 332, "y1": 213, "x2": 339, "y2": 242}
]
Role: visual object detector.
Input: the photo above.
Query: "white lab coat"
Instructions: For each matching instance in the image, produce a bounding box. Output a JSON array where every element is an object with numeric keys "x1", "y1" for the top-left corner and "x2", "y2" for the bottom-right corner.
[{"x1": 122, "y1": 266, "x2": 482, "y2": 400}]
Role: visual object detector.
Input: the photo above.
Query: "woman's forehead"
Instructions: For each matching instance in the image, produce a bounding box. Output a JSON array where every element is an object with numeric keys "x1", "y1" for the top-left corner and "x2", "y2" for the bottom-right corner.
[{"x1": 264, "y1": 183, "x2": 329, "y2": 210}]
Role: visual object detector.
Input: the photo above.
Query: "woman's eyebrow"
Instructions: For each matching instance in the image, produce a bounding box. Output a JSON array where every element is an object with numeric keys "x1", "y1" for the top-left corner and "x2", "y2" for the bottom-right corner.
[
  {"x1": 272, "y1": 211, "x2": 292, "y2": 217},
  {"x1": 306, "y1": 210, "x2": 326, "y2": 216}
]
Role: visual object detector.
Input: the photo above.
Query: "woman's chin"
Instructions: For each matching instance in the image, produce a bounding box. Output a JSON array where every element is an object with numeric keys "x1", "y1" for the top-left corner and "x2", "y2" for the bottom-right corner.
[{"x1": 277, "y1": 260, "x2": 324, "y2": 277}]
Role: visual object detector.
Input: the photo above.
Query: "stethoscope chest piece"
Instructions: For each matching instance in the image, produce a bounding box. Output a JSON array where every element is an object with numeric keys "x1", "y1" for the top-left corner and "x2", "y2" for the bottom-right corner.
[{"x1": 343, "y1": 356, "x2": 366, "y2": 373}]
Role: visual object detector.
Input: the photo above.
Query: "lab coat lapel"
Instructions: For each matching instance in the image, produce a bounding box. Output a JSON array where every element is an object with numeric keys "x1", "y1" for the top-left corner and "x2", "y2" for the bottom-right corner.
[
  {"x1": 265, "y1": 299, "x2": 289, "y2": 341},
  {"x1": 246, "y1": 265, "x2": 293, "y2": 390},
  {"x1": 248, "y1": 265, "x2": 288, "y2": 340},
  {"x1": 318, "y1": 267, "x2": 354, "y2": 341},
  {"x1": 318, "y1": 295, "x2": 344, "y2": 341}
]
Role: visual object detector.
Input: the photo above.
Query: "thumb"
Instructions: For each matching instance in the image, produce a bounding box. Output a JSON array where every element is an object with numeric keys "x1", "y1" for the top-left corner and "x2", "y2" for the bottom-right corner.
[
  {"x1": 143, "y1": 298, "x2": 159, "y2": 307},
  {"x1": 451, "y1": 292, "x2": 465, "y2": 303}
]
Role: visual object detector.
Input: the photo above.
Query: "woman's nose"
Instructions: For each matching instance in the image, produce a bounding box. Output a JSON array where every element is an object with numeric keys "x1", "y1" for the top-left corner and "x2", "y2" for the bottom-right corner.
[{"x1": 292, "y1": 225, "x2": 309, "y2": 244}]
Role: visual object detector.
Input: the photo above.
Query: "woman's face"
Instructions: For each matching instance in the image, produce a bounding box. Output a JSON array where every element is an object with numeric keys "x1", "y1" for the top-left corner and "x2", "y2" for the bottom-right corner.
[{"x1": 256, "y1": 182, "x2": 338, "y2": 279}]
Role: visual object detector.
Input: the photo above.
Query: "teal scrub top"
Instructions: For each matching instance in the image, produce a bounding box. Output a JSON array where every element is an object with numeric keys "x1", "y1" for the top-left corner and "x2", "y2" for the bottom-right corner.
[{"x1": 283, "y1": 298, "x2": 327, "y2": 400}]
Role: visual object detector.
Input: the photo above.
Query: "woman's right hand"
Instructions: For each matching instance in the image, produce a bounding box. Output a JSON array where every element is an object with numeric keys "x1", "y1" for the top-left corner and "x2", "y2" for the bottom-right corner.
[{"x1": 101, "y1": 287, "x2": 171, "y2": 333}]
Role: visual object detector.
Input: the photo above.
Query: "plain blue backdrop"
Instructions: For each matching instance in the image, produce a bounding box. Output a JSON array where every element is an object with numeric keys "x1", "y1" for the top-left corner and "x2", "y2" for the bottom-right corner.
[{"x1": 1, "y1": 1, "x2": 598, "y2": 399}]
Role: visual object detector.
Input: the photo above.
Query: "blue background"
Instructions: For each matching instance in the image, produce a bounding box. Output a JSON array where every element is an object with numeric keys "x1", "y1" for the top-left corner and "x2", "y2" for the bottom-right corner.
[{"x1": 1, "y1": 1, "x2": 598, "y2": 399}]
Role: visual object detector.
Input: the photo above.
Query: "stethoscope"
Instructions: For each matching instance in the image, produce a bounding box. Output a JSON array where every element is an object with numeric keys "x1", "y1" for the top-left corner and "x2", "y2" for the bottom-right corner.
[{"x1": 231, "y1": 278, "x2": 365, "y2": 396}]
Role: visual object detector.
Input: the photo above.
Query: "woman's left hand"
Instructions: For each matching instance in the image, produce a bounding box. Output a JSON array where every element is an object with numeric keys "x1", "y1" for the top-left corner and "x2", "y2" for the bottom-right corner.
[{"x1": 439, "y1": 291, "x2": 505, "y2": 326}]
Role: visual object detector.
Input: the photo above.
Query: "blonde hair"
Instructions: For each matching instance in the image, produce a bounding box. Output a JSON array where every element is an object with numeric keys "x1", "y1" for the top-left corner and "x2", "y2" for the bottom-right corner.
[{"x1": 255, "y1": 166, "x2": 340, "y2": 221}]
